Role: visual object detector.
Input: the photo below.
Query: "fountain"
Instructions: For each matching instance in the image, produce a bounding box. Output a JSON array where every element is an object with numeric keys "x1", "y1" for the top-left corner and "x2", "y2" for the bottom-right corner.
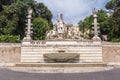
[
  {"x1": 43, "y1": 50, "x2": 80, "y2": 62},
  {"x1": 42, "y1": 14, "x2": 81, "y2": 62},
  {"x1": 21, "y1": 11, "x2": 103, "y2": 64}
]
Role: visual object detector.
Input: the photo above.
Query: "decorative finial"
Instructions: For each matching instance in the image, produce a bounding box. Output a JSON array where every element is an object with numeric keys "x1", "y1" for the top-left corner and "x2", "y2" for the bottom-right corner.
[
  {"x1": 28, "y1": 9, "x2": 33, "y2": 15},
  {"x1": 57, "y1": 14, "x2": 59, "y2": 22},
  {"x1": 60, "y1": 13, "x2": 63, "y2": 20},
  {"x1": 92, "y1": 8, "x2": 97, "y2": 14},
  {"x1": 57, "y1": 13, "x2": 64, "y2": 23}
]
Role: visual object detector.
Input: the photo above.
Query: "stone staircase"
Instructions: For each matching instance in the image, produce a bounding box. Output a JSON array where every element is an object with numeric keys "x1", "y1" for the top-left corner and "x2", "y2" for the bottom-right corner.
[{"x1": 15, "y1": 63, "x2": 107, "y2": 67}]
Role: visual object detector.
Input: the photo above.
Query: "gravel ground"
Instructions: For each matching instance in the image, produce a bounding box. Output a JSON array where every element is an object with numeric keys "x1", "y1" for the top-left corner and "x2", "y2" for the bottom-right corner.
[{"x1": 0, "y1": 67, "x2": 120, "y2": 80}]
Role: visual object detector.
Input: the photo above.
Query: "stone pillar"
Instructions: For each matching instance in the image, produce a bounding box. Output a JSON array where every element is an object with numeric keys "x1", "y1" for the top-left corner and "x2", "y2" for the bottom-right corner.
[
  {"x1": 22, "y1": 9, "x2": 33, "y2": 45},
  {"x1": 92, "y1": 8, "x2": 101, "y2": 41}
]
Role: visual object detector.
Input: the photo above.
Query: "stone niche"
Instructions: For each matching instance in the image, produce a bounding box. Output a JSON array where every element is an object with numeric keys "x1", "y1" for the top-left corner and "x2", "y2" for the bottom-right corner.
[{"x1": 21, "y1": 13, "x2": 103, "y2": 63}]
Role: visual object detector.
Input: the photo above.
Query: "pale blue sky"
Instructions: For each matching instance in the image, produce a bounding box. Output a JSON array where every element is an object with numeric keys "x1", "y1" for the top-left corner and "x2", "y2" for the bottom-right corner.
[{"x1": 35, "y1": 0, "x2": 110, "y2": 25}]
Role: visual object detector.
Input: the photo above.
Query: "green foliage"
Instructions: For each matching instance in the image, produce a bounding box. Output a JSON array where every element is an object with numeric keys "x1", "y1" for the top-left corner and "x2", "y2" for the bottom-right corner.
[
  {"x1": 105, "y1": 0, "x2": 120, "y2": 10},
  {"x1": 105, "y1": 0, "x2": 117, "y2": 10},
  {"x1": 34, "y1": 3, "x2": 53, "y2": 28},
  {"x1": 0, "y1": 0, "x2": 31, "y2": 38},
  {"x1": 33, "y1": 18, "x2": 50, "y2": 40},
  {"x1": 0, "y1": 0, "x2": 53, "y2": 41},
  {"x1": 78, "y1": 15, "x2": 93, "y2": 39},
  {"x1": 78, "y1": 10, "x2": 109, "y2": 39},
  {"x1": 78, "y1": 0, "x2": 120, "y2": 42},
  {"x1": 97, "y1": 10, "x2": 110, "y2": 35},
  {"x1": 112, "y1": 38, "x2": 120, "y2": 42},
  {"x1": 0, "y1": 35, "x2": 20, "y2": 43},
  {"x1": 105, "y1": 0, "x2": 120, "y2": 41},
  {"x1": 108, "y1": 7, "x2": 120, "y2": 40},
  {"x1": 78, "y1": 15, "x2": 93, "y2": 30}
]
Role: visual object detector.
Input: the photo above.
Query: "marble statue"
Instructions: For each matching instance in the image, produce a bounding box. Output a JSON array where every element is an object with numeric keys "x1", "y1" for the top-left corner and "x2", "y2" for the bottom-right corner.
[
  {"x1": 57, "y1": 14, "x2": 64, "y2": 34},
  {"x1": 46, "y1": 14, "x2": 83, "y2": 40}
]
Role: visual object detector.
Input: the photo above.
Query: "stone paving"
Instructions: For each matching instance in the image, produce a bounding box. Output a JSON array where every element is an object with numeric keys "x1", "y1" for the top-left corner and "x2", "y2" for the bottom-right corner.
[
  {"x1": 7, "y1": 67, "x2": 113, "y2": 73},
  {"x1": 0, "y1": 67, "x2": 120, "y2": 80}
]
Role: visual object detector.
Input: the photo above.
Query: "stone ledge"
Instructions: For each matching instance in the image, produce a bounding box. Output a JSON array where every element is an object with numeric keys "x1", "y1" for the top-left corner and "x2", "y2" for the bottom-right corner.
[
  {"x1": 6, "y1": 66, "x2": 113, "y2": 73},
  {"x1": 0, "y1": 43, "x2": 21, "y2": 47},
  {"x1": 15, "y1": 63, "x2": 107, "y2": 67},
  {"x1": 0, "y1": 63, "x2": 16, "y2": 67},
  {"x1": 107, "y1": 63, "x2": 120, "y2": 66}
]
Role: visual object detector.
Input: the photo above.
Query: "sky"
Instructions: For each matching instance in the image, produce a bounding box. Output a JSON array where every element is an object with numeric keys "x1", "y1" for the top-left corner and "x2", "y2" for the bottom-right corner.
[{"x1": 35, "y1": 0, "x2": 110, "y2": 25}]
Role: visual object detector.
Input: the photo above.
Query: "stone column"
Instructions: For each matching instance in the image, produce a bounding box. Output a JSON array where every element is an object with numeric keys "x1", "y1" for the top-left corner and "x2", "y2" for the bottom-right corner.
[
  {"x1": 92, "y1": 8, "x2": 101, "y2": 41},
  {"x1": 22, "y1": 9, "x2": 33, "y2": 45},
  {"x1": 23, "y1": 9, "x2": 33, "y2": 41}
]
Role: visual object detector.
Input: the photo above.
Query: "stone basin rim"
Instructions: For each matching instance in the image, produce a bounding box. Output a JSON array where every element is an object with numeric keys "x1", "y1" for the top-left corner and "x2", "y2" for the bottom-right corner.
[{"x1": 43, "y1": 53, "x2": 80, "y2": 62}]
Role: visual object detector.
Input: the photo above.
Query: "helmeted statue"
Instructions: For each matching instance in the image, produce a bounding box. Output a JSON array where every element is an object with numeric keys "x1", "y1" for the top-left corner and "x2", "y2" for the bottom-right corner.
[{"x1": 57, "y1": 14, "x2": 64, "y2": 34}]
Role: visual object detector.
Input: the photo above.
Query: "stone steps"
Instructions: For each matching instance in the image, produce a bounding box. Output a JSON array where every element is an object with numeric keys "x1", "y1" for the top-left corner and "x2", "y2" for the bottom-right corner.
[{"x1": 15, "y1": 63, "x2": 107, "y2": 67}]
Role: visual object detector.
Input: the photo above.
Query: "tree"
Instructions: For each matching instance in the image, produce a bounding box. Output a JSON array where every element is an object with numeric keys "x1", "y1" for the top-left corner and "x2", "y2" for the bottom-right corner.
[
  {"x1": 0, "y1": 0, "x2": 29, "y2": 39},
  {"x1": 106, "y1": 0, "x2": 117, "y2": 10},
  {"x1": 33, "y1": 18, "x2": 50, "y2": 40},
  {"x1": 78, "y1": 10, "x2": 109, "y2": 39},
  {"x1": 78, "y1": 15, "x2": 93, "y2": 38},
  {"x1": 0, "y1": 0, "x2": 53, "y2": 41},
  {"x1": 97, "y1": 10, "x2": 110, "y2": 35},
  {"x1": 105, "y1": 0, "x2": 120, "y2": 41},
  {"x1": 34, "y1": 3, "x2": 53, "y2": 29},
  {"x1": 105, "y1": 0, "x2": 120, "y2": 10}
]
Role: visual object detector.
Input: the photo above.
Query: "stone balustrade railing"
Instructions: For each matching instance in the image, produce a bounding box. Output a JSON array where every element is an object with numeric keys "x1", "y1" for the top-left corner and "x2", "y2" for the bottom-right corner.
[
  {"x1": 31, "y1": 40, "x2": 46, "y2": 45},
  {"x1": 20, "y1": 40, "x2": 102, "y2": 47},
  {"x1": 1, "y1": 42, "x2": 120, "y2": 47}
]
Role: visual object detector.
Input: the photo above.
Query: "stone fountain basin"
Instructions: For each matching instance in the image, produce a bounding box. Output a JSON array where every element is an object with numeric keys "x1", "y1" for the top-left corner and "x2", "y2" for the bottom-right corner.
[{"x1": 43, "y1": 53, "x2": 79, "y2": 62}]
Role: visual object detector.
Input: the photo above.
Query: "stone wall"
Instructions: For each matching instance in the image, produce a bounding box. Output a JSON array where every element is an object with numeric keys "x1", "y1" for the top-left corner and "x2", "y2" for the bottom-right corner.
[
  {"x1": 21, "y1": 40, "x2": 102, "y2": 63},
  {"x1": 102, "y1": 42, "x2": 120, "y2": 63},
  {"x1": 0, "y1": 42, "x2": 120, "y2": 64},
  {"x1": 0, "y1": 43, "x2": 21, "y2": 63}
]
